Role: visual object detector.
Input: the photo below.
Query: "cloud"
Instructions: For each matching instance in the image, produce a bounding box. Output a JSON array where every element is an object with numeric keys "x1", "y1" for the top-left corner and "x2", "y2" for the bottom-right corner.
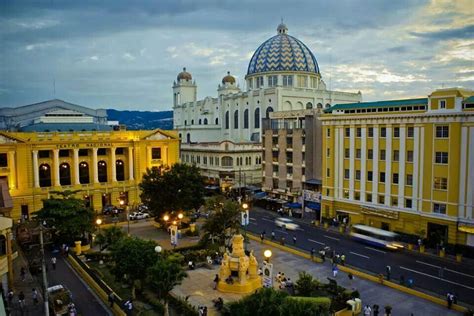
[
  {"x1": 122, "y1": 53, "x2": 136, "y2": 61},
  {"x1": 410, "y1": 24, "x2": 474, "y2": 41}
]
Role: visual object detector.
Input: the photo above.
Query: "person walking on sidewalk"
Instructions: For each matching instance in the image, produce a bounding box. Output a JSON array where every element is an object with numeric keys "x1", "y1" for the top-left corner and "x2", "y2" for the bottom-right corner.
[
  {"x1": 18, "y1": 291, "x2": 25, "y2": 309},
  {"x1": 340, "y1": 254, "x2": 346, "y2": 266},
  {"x1": 271, "y1": 230, "x2": 275, "y2": 240},
  {"x1": 310, "y1": 248, "x2": 315, "y2": 261},
  {"x1": 260, "y1": 233, "x2": 264, "y2": 243},
  {"x1": 7, "y1": 289, "x2": 13, "y2": 305},
  {"x1": 332, "y1": 265, "x2": 338, "y2": 278},
  {"x1": 108, "y1": 292, "x2": 115, "y2": 308},
  {"x1": 363, "y1": 304, "x2": 372, "y2": 316},
  {"x1": 292, "y1": 235, "x2": 297, "y2": 245},
  {"x1": 213, "y1": 274, "x2": 219, "y2": 290},
  {"x1": 386, "y1": 265, "x2": 391, "y2": 281},
  {"x1": 32, "y1": 288, "x2": 38, "y2": 305},
  {"x1": 51, "y1": 256, "x2": 57, "y2": 270}
]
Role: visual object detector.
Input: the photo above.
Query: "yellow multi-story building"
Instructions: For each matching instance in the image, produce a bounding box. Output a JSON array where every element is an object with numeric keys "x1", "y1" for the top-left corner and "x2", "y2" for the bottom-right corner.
[
  {"x1": 0, "y1": 129, "x2": 179, "y2": 219},
  {"x1": 321, "y1": 88, "x2": 474, "y2": 246}
]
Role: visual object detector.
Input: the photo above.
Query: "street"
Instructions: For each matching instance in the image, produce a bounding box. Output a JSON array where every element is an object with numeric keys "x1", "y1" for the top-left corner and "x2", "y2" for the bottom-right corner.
[{"x1": 246, "y1": 207, "x2": 474, "y2": 306}]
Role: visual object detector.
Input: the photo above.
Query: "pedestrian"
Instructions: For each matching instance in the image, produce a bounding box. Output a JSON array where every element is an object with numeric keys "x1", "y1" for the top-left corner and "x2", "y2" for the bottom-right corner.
[
  {"x1": 260, "y1": 233, "x2": 264, "y2": 243},
  {"x1": 198, "y1": 306, "x2": 204, "y2": 316},
  {"x1": 332, "y1": 265, "x2": 338, "y2": 278},
  {"x1": 400, "y1": 275, "x2": 405, "y2": 286},
  {"x1": 348, "y1": 272, "x2": 354, "y2": 289},
  {"x1": 363, "y1": 304, "x2": 372, "y2": 316},
  {"x1": 407, "y1": 278, "x2": 414, "y2": 288},
  {"x1": 7, "y1": 289, "x2": 13, "y2": 305},
  {"x1": 271, "y1": 230, "x2": 275, "y2": 240},
  {"x1": 20, "y1": 267, "x2": 26, "y2": 281},
  {"x1": 373, "y1": 304, "x2": 380, "y2": 316},
  {"x1": 108, "y1": 292, "x2": 114, "y2": 308},
  {"x1": 340, "y1": 254, "x2": 346, "y2": 266},
  {"x1": 280, "y1": 237, "x2": 285, "y2": 245},
  {"x1": 65, "y1": 245, "x2": 69, "y2": 257},
  {"x1": 293, "y1": 235, "x2": 296, "y2": 245},
  {"x1": 203, "y1": 306, "x2": 208, "y2": 316},
  {"x1": 310, "y1": 248, "x2": 315, "y2": 261},
  {"x1": 417, "y1": 238, "x2": 422, "y2": 249},
  {"x1": 32, "y1": 288, "x2": 38, "y2": 305},
  {"x1": 320, "y1": 249, "x2": 326, "y2": 262},
  {"x1": 386, "y1": 265, "x2": 391, "y2": 281},
  {"x1": 18, "y1": 291, "x2": 25, "y2": 308},
  {"x1": 51, "y1": 257, "x2": 57, "y2": 270},
  {"x1": 213, "y1": 274, "x2": 219, "y2": 290},
  {"x1": 124, "y1": 299, "x2": 133, "y2": 316},
  {"x1": 447, "y1": 292, "x2": 453, "y2": 309}
]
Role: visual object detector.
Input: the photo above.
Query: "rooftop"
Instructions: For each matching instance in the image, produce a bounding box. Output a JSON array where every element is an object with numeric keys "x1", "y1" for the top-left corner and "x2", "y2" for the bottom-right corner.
[{"x1": 325, "y1": 98, "x2": 428, "y2": 113}]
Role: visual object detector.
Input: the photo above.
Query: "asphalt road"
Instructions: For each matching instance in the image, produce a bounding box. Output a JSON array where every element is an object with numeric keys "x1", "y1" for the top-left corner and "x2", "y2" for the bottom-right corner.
[
  {"x1": 45, "y1": 252, "x2": 112, "y2": 316},
  {"x1": 246, "y1": 207, "x2": 474, "y2": 306}
]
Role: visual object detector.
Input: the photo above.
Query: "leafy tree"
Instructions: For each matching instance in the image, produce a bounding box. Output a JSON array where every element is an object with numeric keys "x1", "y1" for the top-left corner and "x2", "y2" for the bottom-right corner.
[
  {"x1": 96, "y1": 226, "x2": 125, "y2": 251},
  {"x1": 34, "y1": 190, "x2": 94, "y2": 244},
  {"x1": 223, "y1": 287, "x2": 288, "y2": 316},
  {"x1": 280, "y1": 296, "x2": 331, "y2": 316},
  {"x1": 295, "y1": 271, "x2": 320, "y2": 297},
  {"x1": 110, "y1": 237, "x2": 158, "y2": 298},
  {"x1": 147, "y1": 256, "x2": 187, "y2": 316},
  {"x1": 139, "y1": 163, "x2": 205, "y2": 218},
  {"x1": 201, "y1": 199, "x2": 241, "y2": 246}
]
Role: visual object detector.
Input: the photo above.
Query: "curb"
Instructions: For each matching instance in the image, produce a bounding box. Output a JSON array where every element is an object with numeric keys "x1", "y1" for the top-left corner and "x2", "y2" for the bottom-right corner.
[
  {"x1": 247, "y1": 233, "x2": 323, "y2": 263},
  {"x1": 337, "y1": 265, "x2": 469, "y2": 313},
  {"x1": 67, "y1": 256, "x2": 126, "y2": 316}
]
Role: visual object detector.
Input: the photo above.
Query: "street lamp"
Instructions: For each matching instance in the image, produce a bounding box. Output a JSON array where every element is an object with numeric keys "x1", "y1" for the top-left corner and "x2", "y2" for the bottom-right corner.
[
  {"x1": 155, "y1": 245, "x2": 162, "y2": 254},
  {"x1": 178, "y1": 213, "x2": 184, "y2": 220},
  {"x1": 163, "y1": 215, "x2": 170, "y2": 222},
  {"x1": 242, "y1": 203, "x2": 249, "y2": 210},
  {"x1": 264, "y1": 249, "x2": 272, "y2": 263},
  {"x1": 96, "y1": 218, "x2": 103, "y2": 251}
]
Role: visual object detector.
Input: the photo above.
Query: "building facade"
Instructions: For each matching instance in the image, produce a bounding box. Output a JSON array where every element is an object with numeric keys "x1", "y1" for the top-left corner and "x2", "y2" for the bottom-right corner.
[
  {"x1": 321, "y1": 88, "x2": 474, "y2": 246},
  {"x1": 173, "y1": 23, "x2": 361, "y2": 188},
  {"x1": 0, "y1": 129, "x2": 179, "y2": 219}
]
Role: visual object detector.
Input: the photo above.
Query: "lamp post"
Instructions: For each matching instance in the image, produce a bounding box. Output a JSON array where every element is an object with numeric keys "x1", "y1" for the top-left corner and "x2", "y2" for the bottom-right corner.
[
  {"x1": 262, "y1": 249, "x2": 273, "y2": 288},
  {"x1": 96, "y1": 218, "x2": 103, "y2": 251},
  {"x1": 264, "y1": 249, "x2": 272, "y2": 263},
  {"x1": 241, "y1": 202, "x2": 249, "y2": 250},
  {"x1": 177, "y1": 212, "x2": 183, "y2": 228}
]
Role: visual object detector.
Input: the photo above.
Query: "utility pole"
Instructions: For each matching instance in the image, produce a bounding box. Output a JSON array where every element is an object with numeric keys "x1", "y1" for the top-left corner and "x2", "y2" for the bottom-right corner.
[{"x1": 39, "y1": 223, "x2": 50, "y2": 315}]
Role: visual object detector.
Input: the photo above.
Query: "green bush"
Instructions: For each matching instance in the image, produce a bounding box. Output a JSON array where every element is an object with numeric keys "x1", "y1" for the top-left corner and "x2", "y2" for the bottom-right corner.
[
  {"x1": 184, "y1": 228, "x2": 199, "y2": 237},
  {"x1": 280, "y1": 296, "x2": 331, "y2": 316},
  {"x1": 223, "y1": 287, "x2": 288, "y2": 316},
  {"x1": 84, "y1": 252, "x2": 112, "y2": 262},
  {"x1": 168, "y1": 295, "x2": 199, "y2": 316},
  {"x1": 142, "y1": 290, "x2": 165, "y2": 315}
]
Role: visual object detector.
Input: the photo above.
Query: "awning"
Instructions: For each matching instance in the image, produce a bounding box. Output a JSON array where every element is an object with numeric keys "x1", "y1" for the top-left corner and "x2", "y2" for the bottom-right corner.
[
  {"x1": 305, "y1": 179, "x2": 322, "y2": 185},
  {"x1": 284, "y1": 202, "x2": 302, "y2": 209},
  {"x1": 305, "y1": 202, "x2": 321, "y2": 210}
]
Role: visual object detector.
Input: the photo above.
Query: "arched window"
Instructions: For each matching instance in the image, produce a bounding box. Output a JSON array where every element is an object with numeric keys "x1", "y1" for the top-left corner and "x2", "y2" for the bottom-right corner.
[
  {"x1": 116, "y1": 160, "x2": 125, "y2": 181},
  {"x1": 221, "y1": 156, "x2": 233, "y2": 167},
  {"x1": 306, "y1": 102, "x2": 313, "y2": 109},
  {"x1": 204, "y1": 118, "x2": 208, "y2": 125},
  {"x1": 39, "y1": 164, "x2": 51, "y2": 187},
  {"x1": 191, "y1": 119, "x2": 194, "y2": 125},
  {"x1": 225, "y1": 111, "x2": 229, "y2": 129},
  {"x1": 244, "y1": 109, "x2": 249, "y2": 129},
  {"x1": 79, "y1": 162, "x2": 90, "y2": 184},
  {"x1": 98, "y1": 161, "x2": 108, "y2": 183},
  {"x1": 234, "y1": 110, "x2": 239, "y2": 129},
  {"x1": 199, "y1": 119, "x2": 202, "y2": 125},
  {"x1": 317, "y1": 103, "x2": 323, "y2": 109},
  {"x1": 254, "y1": 108, "x2": 260, "y2": 128},
  {"x1": 266, "y1": 106, "x2": 274, "y2": 118},
  {"x1": 326, "y1": 103, "x2": 331, "y2": 108},
  {"x1": 59, "y1": 163, "x2": 71, "y2": 186},
  {"x1": 179, "y1": 133, "x2": 182, "y2": 139},
  {"x1": 184, "y1": 120, "x2": 187, "y2": 125},
  {"x1": 215, "y1": 118, "x2": 218, "y2": 125},
  {"x1": 186, "y1": 133, "x2": 191, "y2": 143}
]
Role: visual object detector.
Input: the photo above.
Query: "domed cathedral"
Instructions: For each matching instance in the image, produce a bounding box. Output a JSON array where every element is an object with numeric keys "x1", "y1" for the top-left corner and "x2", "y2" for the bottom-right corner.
[{"x1": 173, "y1": 23, "x2": 362, "y2": 190}]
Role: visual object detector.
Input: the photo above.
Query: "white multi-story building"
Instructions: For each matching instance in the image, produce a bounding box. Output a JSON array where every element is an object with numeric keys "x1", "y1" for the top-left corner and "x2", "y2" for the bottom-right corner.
[{"x1": 173, "y1": 23, "x2": 362, "y2": 190}]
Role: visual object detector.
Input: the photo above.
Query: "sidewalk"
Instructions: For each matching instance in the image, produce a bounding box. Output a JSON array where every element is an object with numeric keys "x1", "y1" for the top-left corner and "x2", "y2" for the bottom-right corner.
[
  {"x1": 7, "y1": 249, "x2": 45, "y2": 316},
  {"x1": 172, "y1": 239, "x2": 461, "y2": 316}
]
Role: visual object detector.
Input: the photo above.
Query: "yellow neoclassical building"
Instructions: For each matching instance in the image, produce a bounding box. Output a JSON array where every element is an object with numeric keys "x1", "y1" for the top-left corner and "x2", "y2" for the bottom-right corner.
[
  {"x1": 0, "y1": 129, "x2": 179, "y2": 219},
  {"x1": 321, "y1": 88, "x2": 474, "y2": 246}
]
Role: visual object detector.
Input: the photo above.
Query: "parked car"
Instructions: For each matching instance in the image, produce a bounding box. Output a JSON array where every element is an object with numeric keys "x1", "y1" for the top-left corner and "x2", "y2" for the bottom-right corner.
[
  {"x1": 129, "y1": 211, "x2": 150, "y2": 220},
  {"x1": 47, "y1": 285, "x2": 72, "y2": 316},
  {"x1": 274, "y1": 217, "x2": 299, "y2": 231},
  {"x1": 137, "y1": 204, "x2": 149, "y2": 212},
  {"x1": 102, "y1": 205, "x2": 117, "y2": 215}
]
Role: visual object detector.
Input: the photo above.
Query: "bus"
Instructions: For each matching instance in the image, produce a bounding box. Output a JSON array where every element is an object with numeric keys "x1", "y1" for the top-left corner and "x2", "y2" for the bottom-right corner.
[{"x1": 350, "y1": 224, "x2": 405, "y2": 250}]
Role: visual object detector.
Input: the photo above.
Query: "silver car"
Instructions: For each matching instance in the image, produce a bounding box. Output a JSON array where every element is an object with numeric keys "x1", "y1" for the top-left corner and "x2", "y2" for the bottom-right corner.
[{"x1": 274, "y1": 217, "x2": 299, "y2": 230}]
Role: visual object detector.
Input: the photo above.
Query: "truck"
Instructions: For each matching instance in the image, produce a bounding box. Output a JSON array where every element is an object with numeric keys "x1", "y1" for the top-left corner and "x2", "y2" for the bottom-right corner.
[{"x1": 47, "y1": 285, "x2": 73, "y2": 316}]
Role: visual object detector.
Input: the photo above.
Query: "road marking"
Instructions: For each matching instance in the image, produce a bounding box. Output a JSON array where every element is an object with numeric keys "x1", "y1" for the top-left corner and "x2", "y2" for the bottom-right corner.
[
  {"x1": 262, "y1": 218, "x2": 274, "y2": 223},
  {"x1": 399, "y1": 266, "x2": 474, "y2": 290},
  {"x1": 275, "y1": 229, "x2": 288, "y2": 235},
  {"x1": 323, "y1": 235, "x2": 340, "y2": 241},
  {"x1": 296, "y1": 227, "x2": 305, "y2": 232},
  {"x1": 249, "y1": 218, "x2": 257, "y2": 221},
  {"x1": 308, "y1": 239, "x2": 325, "y2": 246},
  {"x1": 416, "y1": 260, "x2": 441, "y2": 269},
  {"x1": 349, "y1": 251, "x2": 370, "y2": 259},
  {"x1": 445, "y1": 268, "x2": 474, "y2": 279},
  {"x1": 364, "y1": 247, "x2": 386, "y2": 254}
]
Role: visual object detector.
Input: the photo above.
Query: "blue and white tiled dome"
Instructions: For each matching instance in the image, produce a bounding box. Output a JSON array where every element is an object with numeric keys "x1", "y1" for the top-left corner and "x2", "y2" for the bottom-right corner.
[{"x1": 247, "y1": 23, "x2": 320, "y2": 76}]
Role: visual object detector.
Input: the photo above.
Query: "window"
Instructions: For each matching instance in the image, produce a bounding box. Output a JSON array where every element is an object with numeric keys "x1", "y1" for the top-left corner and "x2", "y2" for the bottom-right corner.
[
  {"x1": 436, "y1": 126, "x2": 449, "y2": 138},
  {"x1": 39, "y1": 164, "x2": 52, "y2": 187},
  {"x1": 405, "y1": 199, "x2": 412, "y2": 208},
  {"x1": 225, "y1": 111, "x2": 229, "y2": 129},
  {"x1": 116, "y1": 148, "x2": 124, "y2": 155},
  {"x1": 345, "y1": 148, "x2": 350, "y2": 158},
  {"x1": 297, "y1": 75, "x2": 307, "y2": 87},
  {"x1": 434, "y1": 177, "x2": 448, "y2": 190},
  {"x1": 0, "y1": 153, "x2": 7, "y2": 167},
  {"x1": 215, "y1": 118, "x2": 218, "y2": 125},
  {"x1": 433, "y1": 203, "x2": 446, "y2": 214},
  {"x1": 59, "y1": 150, "x2": 69, "y2": 157},
  {"x1": 256, "y1": 76, "x2": 264, "y2": 88},
  {"x1": 393, "y1": 150, "x2": 399, "y2": 161},
  {"x1": 407, "y1": 127, "x2": 414, "y2": 138},
  {"x1": 356, "y1": 149, "x2": 361, "y2": 159},
  {"x1": 435, "y1": 152, "x2": 448, "y2": 164},
  {"x1": 266, "y1": 107, "x2": 273, "y2": 118},
  {"x1": 327, "y1": 128, "x2": 331, "y2": 137},
  {"x1": 355, "y1": 192, "x2": 360, "y2": 201},
  {"x1": 152, "y1": 148, "x2": 161, "y2": 159},
  {"x1": 327, "y1": 168, "x2": 330, "y2": 177},
  {"x1": 406, "y1": 174, "x2": 413, "y2": 186},
  {"x1": 356, "y1": 128, "x2": 362, "y2": 137},
  {"x1": 367, "y1": 171, "x2": 373, "y2": 181},
  {"x1": 368, "y1": 149, "x2": 373, "y2": 159},
  {"x1": 366, "y1": 193, "x2": 372, "y2": 202},
  {"x1": 380, "y1": 172, "x2": 385, "y2": 183},
  {"x1": 380, "y1": 150, "x2": 386, "y2": 161},
  {"x1": 440, "y1": 100, "x2": 446, "y2": 109},
  {"x1": 344, "y1": 169, "x2": 350, "y2": 179},
  {"x1": 393, "y1": 173, "x2": 399, "y2": 184},
  {"x1": 380, "y1": 127, "x2": 386, "y2": 137},
  {"x1": 116, "y1": 160, "x2": 125, "y2": 181},
  {"x1": 39, "y1": 150, "x2": 50, "y2": 158},
  {"x1": 234, "y1": 110, "x2": 239, "y2": 129},
  {"x1": 254, "y1": 108, "x2": 260, "y2": 128},
  {"x1": 98, "y1": 148, "x2": 107, "y2": 155},
  {"x1": 198, "y1": 119, "x2": 202, "y2": 125},
  {"x1": 244, "y1": 109, "x2": 249, "y2": 129},
  {"x1": 368, "y1": 127, "x2": 374, "y2": 137},
  {"x1": 345, "y1": 128, "x2": 350, "y2": 137},
  {"x1": 407, "y1": 150, "x2": 414, "y2": 162},
  {"x1": 355, "y1": 170, "x2": 361, "y2": 180},
  {"x1": 221, "y1": 156, "x2": 233, "y2": 167},
  {"x1": 343, "y1": 190, "x2": 349, "y2": 199},
  {"x1": 283, "y1": 75, "x2": 293, "y2": 87},
  {"x1": 327, "y1": 148, "x2": 330, "y2": 157},
  {"x1": 378, "y1": 195, "x2": 385, "y2": 204},
  {"x1": 98, "y1": 161, "x2": 107, "y2": 183},
  {"x1": 79, "y1": 149, "x2": 88, "y2": 156},
  {"x1": 394, "y1": 127, "x2": 400, "y2": 138},
  {"x1": 268, "y1": 75, "x2": 278, "y2": 87}
]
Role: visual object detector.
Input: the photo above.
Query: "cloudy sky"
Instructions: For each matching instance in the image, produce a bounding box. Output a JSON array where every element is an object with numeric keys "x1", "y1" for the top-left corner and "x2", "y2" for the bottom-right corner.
[{"x1": 1, "y1": 0, "x2": 472, "y2": 111}]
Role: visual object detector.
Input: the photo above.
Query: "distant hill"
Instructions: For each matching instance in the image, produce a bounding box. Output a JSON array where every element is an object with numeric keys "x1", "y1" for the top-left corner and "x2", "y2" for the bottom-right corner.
[{"x1": 107, "y1": 109, "x2": 173, "y2": 130}]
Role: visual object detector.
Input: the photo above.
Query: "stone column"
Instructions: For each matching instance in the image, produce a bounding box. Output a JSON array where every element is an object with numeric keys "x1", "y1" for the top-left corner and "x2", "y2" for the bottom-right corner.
[
  {"x1": 128, "y1": 147, "x2": 134, "y2": 180},
  {"x1": 73, "y1": 148, "x2": 80, "y2": 185},
  {"x1": 92, "y1": 148, "x2": 99, "y2": 183},
  {"x1": 111, "y1": 147, "x2": 116, "y2": 182},
  {"x1": 32, "y1": 150, "x2": 39, "y2": 188},
  {"x1": 8, "y1": 151, "x2": 16, "y2": 189},
  {"x1": 53, "y1": 149, "x2": 60, "y2": 186}
]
